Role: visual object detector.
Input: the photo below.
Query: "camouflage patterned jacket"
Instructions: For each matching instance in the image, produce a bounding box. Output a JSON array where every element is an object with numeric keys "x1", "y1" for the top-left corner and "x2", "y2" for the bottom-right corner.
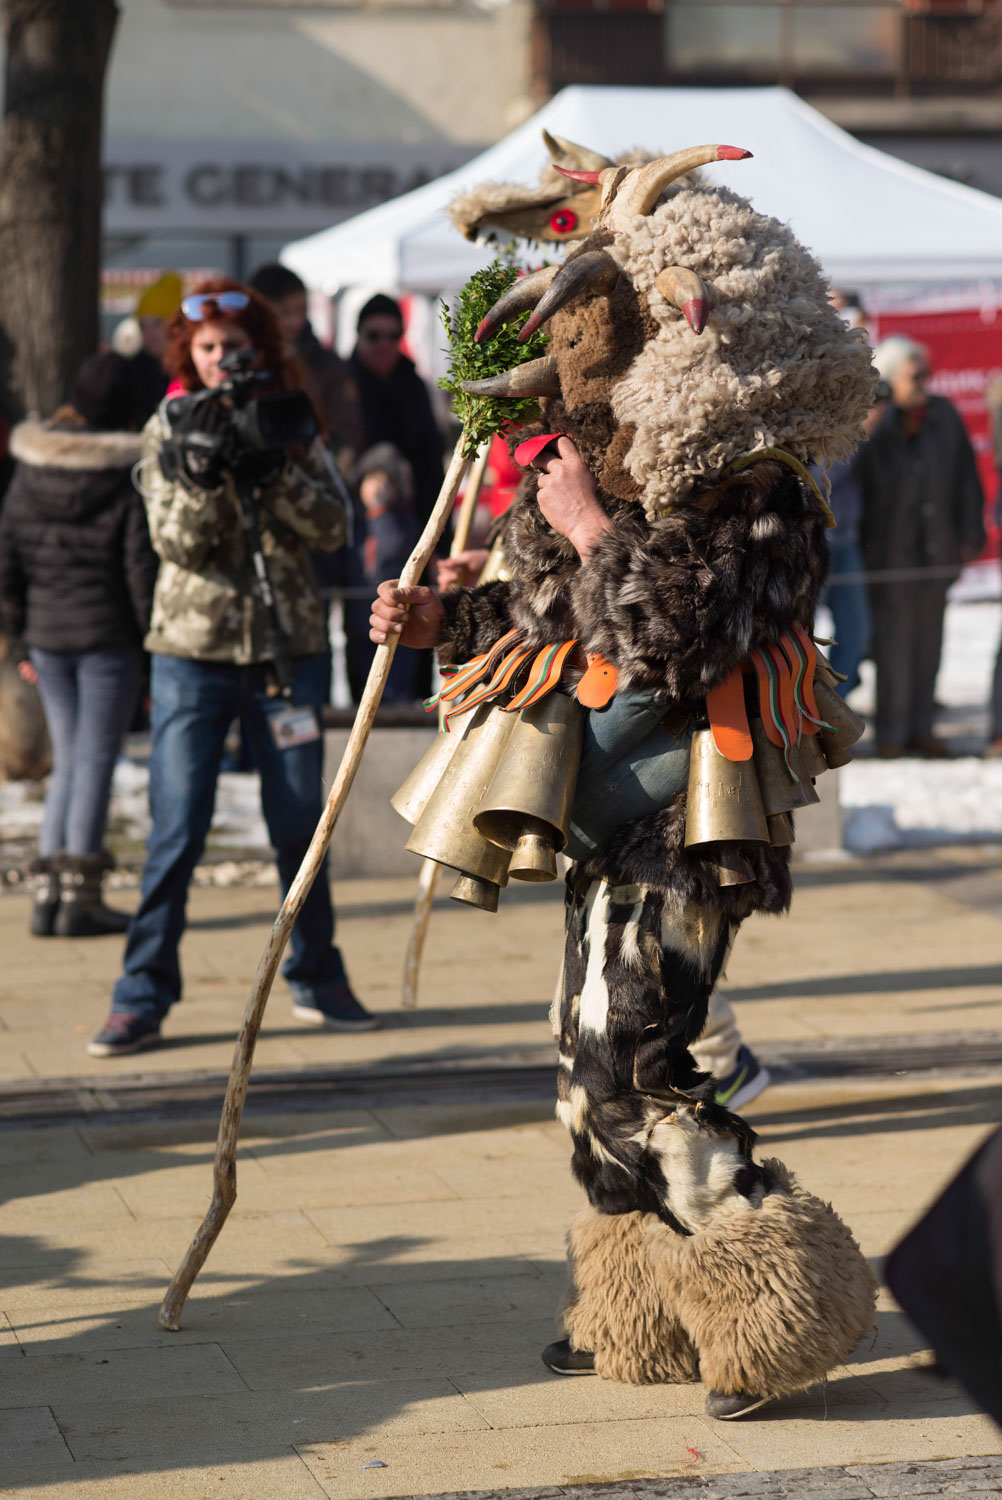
[{"x1": 141, "y1": 408, "x2": 347, "y2": 663}]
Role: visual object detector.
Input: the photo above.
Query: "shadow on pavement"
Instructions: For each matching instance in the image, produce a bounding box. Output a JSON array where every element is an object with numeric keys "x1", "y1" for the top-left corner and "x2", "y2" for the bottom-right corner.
[
  {"x1": 724, "y1": 961, "x2": 1002, "y2": 1003},
  {"x1": 752, "y1": 1081, "x2": 1002, "y2": 1144}
]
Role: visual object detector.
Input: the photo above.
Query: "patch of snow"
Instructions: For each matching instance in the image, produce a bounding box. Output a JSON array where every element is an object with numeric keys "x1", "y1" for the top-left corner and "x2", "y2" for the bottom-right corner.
[{"x1": 841, "y1": 758, "x2": 1002, "y2": 852}]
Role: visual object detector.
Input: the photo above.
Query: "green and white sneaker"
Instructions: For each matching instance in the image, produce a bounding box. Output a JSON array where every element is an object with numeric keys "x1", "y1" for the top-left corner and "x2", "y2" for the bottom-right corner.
[{"x1": 714, "y1": 1044, "x2": 770, "y2": 1110}]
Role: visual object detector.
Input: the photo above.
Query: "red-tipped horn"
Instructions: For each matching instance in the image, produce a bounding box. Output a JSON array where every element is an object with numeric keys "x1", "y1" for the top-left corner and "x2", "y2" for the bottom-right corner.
[
  {"x1": 554, "y1": 164, "x2": 602, "y2": 185},
  {"x1": 608, "y1": 145, "x2": 753, "y2": 225},
  {"x1": 474, "y1": 265, "x2": 560, "y2": 344},
  {"x1": 517, "y1": 250, "x2": 619, "y2": 343},
  {"x1": 655, "y1": 267, "x2": 710, "y2": 335}
]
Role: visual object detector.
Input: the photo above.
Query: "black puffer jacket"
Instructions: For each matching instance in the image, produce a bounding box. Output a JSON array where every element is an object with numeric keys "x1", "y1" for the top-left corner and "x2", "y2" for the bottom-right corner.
[
  {"x1": 0, "y1": 420, "x2": 157, "y2": 654},
  {"x1": 348, "y1": 350, "x2": 444, "y2": 531}
]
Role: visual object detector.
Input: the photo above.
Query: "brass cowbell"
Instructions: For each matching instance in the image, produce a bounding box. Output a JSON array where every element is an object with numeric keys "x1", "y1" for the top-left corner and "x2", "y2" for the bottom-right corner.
[
  {"x1": 684, "y1": 728, "x2": 770, "y2": 849},
  {"x1": 391, "y1": 710, "x2": 474, "y2": 826},
  {"x1": 749, "y1": 718, "x2": 820, "y2": 816},
  {"x1": 405, "y1": 704, "x2": 516, "y2": 911},
  {"x1": 474, "y1": 693, "x2": 584, "y2": 881},
  {"x1": 813, "y1": 678, "x2": 865, "y2": 769}
]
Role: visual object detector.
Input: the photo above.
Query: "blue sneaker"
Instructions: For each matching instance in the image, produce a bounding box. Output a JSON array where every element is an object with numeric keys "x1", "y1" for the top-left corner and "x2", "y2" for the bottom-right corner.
[
  {"x1": 87, "y1": 1012, "x2": 162, "y2": 1058},
  {"x1": 714, "y1": 1044, "x2": 769, "y2": 1110},
  {"x1": 292, "y1": 984, "x2": 380, "y2": 1032}
]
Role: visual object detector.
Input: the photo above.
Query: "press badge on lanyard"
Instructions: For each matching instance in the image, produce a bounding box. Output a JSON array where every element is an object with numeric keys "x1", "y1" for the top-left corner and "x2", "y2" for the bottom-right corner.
[{"x1": 267, "y1": 703, "x2": 321, "y2": 750}]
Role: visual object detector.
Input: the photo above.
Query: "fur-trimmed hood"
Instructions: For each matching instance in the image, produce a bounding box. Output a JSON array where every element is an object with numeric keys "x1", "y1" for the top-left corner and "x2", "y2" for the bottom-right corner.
[{"x1": 10, "y1": 420, "x2": 141, "y2": 472}]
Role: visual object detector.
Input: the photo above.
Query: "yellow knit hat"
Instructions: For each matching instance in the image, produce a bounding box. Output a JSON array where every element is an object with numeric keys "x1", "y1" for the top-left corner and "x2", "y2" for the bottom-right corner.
[{"x1": 136, "y1": 271, "x2": 183, "y2": 321}]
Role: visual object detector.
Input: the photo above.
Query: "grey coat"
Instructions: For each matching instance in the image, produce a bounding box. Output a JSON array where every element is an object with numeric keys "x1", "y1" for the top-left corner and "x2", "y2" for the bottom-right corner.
[{"x1": 856, "y1": 395, "x2": 985, "y2": 576}]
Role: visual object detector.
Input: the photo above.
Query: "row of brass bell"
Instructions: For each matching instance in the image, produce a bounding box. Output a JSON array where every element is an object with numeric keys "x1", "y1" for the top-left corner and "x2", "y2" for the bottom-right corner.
[
  {"x1": 684, "y1": 680, "x2": 865, "y2": 886},
  {"x1": 392, "y1": 695, "x2": 584, "y2": 912},
  {"x1": 393, "y1": 663, "x2": 864, "y2": 908}
]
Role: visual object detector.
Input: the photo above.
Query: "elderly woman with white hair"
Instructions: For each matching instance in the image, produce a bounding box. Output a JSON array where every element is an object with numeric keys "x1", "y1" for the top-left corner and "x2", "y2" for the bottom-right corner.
[{"x1": 855, "y1": 336, "x2": 985, "y2": 758}]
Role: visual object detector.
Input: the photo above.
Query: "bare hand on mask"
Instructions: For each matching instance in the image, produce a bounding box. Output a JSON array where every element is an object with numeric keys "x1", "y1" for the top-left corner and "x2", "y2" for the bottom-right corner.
[{"x1": 534, "y1": 437, "x2": 612, "y2": 560}]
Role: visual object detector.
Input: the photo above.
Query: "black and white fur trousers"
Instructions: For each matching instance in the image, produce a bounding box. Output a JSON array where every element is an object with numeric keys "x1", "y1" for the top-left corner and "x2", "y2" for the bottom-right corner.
[{"x1": 553, "y1": 868, "x2": 768, "y2": 1236}]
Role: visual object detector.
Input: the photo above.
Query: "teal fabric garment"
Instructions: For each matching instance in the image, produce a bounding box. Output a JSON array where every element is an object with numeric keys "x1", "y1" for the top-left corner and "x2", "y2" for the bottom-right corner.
[{"x1": 565, "y1": 689, "x2": 692, "y2": 862}]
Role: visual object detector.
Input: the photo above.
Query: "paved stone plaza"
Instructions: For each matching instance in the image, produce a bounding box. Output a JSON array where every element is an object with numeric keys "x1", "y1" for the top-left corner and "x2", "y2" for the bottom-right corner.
[{"x1": 1, "y1": 851, "x2": 1001, "y2": 1497}]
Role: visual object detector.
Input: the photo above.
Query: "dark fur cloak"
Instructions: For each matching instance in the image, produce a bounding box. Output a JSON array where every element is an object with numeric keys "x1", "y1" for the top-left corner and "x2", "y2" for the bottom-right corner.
[{"x1": 437, "y1": 460, "x2": 828, "y2": 919}]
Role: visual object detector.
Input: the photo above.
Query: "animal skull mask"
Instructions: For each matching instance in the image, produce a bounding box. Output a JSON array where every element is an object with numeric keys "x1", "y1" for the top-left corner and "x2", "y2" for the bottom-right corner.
[{"x1": 463, "y1": 145, "x2": 876, "y2": 521}]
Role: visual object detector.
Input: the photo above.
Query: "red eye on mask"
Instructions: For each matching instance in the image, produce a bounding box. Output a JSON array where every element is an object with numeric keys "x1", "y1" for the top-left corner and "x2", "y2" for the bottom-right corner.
[{"x1": 549, "y1": 208, "x2": 578, "y2": 235}]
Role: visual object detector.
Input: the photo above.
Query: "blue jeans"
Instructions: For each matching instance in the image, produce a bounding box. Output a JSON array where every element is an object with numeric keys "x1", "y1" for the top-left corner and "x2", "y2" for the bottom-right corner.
[
  {"x1": 819, "y1": 539, "x2": 871, "y2": 696},
  {"x1": 112, "y1": 653, "x2": 348, "y2": 1023},
  {"x1": 29, "y1": 646, "x2": 142, "y2": 857}
]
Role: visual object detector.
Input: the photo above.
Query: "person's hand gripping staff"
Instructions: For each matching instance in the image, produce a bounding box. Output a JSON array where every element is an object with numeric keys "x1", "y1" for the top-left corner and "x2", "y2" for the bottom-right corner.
[{"x1": 369, "y1": 436, "x2": 611, "y2": 645}]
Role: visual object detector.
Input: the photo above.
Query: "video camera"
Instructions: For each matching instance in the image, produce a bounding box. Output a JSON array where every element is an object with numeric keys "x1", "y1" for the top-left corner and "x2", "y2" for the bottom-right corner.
[{"x1": 159, "y1": 349, "x2": 319, "y2": 489}]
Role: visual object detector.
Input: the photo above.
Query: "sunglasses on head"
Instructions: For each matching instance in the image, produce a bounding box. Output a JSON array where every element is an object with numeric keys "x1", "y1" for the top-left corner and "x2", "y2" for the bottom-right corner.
[{"x1": 181, "y1": 291, "x2": 250, "y2": 322}]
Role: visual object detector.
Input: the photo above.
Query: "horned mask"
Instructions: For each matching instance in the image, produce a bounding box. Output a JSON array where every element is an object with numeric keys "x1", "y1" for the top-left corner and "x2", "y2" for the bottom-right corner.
[
  {"x1": 462, "y1": 144, "x2": 876, "y2": 522},
  {"x1": 448, "y1": 130, "x2": 648, "y2": 246}
]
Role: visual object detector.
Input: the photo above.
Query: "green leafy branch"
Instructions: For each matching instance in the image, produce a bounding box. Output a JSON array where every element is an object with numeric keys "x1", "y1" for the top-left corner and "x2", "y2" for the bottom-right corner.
[{"x1": 439, "y1": 255, "x2": 550, "y2": 459}]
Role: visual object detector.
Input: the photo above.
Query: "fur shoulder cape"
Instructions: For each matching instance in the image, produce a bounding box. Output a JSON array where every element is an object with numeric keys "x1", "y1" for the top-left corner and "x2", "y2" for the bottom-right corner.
[{"x1": 436, "y1": 460, "x2": 827, "y2": 919}]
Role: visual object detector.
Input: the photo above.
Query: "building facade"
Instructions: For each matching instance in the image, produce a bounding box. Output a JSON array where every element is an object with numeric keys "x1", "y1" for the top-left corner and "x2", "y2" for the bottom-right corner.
[{"x1": 533, "y1": 0, "x2": 1002, "y2": 198}]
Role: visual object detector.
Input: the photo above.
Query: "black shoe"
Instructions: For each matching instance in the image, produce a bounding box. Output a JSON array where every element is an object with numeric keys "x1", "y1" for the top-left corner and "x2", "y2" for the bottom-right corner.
[
  {"x1": 292, "y1": 984, "x2": 380, "y2": 1032},
  {"x1": 705, "y1": 1388, "x2": 775, "y2": 1420},
  {"x1": 541, "y1": 1339, "x2": 596, "y2": 1376},
  {"x1": 87, "y1": 1013, "x2": 162, "y2": 1058}
]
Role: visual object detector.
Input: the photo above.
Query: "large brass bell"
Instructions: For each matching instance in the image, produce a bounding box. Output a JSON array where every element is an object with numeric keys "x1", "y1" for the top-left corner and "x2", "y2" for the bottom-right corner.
[
  {"x1": 684, "y1": 729, "x2": 769, "y2": 849},
  {"x1": 474, "y1": 693, "x2": 584, "y2": 881},
  {"x1": 713, "y1": 843, "x2": 756, "y2": 886},
  {"x1": 814, "y1": 648, "x2": 842, "y2": 689},
  {"x1": 799, "y1": 729, "x2": 829, "y2": 780},
  {"x1": 391, "y1": 710, "x2": 473, "y2": 826},
  {"x1": 813, "y1": 678, "x2": 865, "y2": 769},
  {"x1": 750, "y1": 718, "x2": 820, "y2": 816},
  {"x1": 405, "y1": 704, "x2": 516, "y2": 910}
]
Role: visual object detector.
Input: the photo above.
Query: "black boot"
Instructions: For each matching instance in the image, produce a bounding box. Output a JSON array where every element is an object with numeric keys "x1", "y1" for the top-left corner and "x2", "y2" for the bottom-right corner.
[
  {"x1": 54, "y1": 853, "x2": 130, "y2": 937},
  {"x1": 27, "y1": 856, "x2": 60, "y2": 937}
]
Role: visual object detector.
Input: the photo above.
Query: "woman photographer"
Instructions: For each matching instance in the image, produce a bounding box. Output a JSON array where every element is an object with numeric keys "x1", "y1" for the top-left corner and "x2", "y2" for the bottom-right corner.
[{"x1": 90, "y1": 278, "x2": 377, "y2": 1057}]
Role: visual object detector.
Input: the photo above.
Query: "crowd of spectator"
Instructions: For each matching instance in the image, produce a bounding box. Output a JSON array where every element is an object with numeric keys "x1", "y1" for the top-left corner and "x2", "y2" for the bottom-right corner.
[{"x1": 0, "y1": 270, "x2": 999, "y2": 1058}]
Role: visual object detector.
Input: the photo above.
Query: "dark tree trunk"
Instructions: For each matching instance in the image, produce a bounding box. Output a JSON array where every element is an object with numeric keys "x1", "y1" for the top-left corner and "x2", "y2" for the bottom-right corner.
[{"x1": 0, "y1": 0, "x2": 119, "y2": 421}]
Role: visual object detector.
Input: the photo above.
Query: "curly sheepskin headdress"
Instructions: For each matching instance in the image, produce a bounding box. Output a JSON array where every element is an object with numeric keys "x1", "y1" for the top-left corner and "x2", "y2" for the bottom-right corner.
[{"x1": 462, "y1": 144, "x2": 876, "y2": 523}]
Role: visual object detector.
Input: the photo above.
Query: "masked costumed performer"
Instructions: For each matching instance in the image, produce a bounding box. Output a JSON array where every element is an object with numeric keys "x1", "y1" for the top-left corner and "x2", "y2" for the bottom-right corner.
[{"x1": 371, "y1": 143, "x2": 878, "y2": 1420}]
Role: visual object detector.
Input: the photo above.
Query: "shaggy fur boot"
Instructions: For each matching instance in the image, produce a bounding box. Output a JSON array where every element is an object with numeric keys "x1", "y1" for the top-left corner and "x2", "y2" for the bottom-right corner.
[
  {"x1": 563, "y1": 1206, "x2": 700, "y2": 1385},
  {"x1": 54, "y1": 853, "x2": 130, "y2": 938},
  {"x1": 561, "y1": 1159, "x2": 877, "y2": 1399}
]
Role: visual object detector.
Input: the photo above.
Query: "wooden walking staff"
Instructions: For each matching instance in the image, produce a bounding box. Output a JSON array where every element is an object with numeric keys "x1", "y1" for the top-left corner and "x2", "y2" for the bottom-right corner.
[
  {"x1": 157, "y1": 437, "x2": 470, "y2": 1332},
  {"x1": 401, "y1": 438, "x2": 492, "y2": 1010}
]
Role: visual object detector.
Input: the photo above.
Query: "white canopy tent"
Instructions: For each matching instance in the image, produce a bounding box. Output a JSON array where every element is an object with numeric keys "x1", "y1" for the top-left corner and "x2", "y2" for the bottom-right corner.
[{"x1": 282, "y1": 85, "x2": 1002, "y2": 295}]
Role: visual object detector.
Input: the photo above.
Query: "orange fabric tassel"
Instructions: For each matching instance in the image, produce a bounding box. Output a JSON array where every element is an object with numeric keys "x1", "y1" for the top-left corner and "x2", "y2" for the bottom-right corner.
[
  {"x1": 576, "y1": 652, "x2": 619, "y2": 709},
  {"x1": 706, "y1": 668, "x2": 753, "y2": 761}
]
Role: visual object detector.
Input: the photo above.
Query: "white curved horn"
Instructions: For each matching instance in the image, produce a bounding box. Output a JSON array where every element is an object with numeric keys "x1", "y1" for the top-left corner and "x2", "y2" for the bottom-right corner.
[{"x1": 608, "y1": 144, "x2": 752, "y2": 225}]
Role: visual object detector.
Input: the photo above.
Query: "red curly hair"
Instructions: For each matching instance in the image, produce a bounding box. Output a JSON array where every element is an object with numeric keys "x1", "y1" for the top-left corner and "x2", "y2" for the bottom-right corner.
[{"x1": 165, "y1": 276, "x2": 308, "y2": 399}]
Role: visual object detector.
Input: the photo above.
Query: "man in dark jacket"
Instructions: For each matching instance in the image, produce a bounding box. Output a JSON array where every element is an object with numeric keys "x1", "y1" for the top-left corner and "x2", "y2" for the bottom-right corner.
[
  {"x1": 348, "y1": 293, "x2": 445, "y2": 699},
  {"x1": 349, "y1": 293, "x2": 444, "y2": 533},
  {"x1": 856, "y1": 337, "x2": 985, "y2": 757},
  {"x1": 248, "y1": 263, "x2": 364, "y2": 464}
]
